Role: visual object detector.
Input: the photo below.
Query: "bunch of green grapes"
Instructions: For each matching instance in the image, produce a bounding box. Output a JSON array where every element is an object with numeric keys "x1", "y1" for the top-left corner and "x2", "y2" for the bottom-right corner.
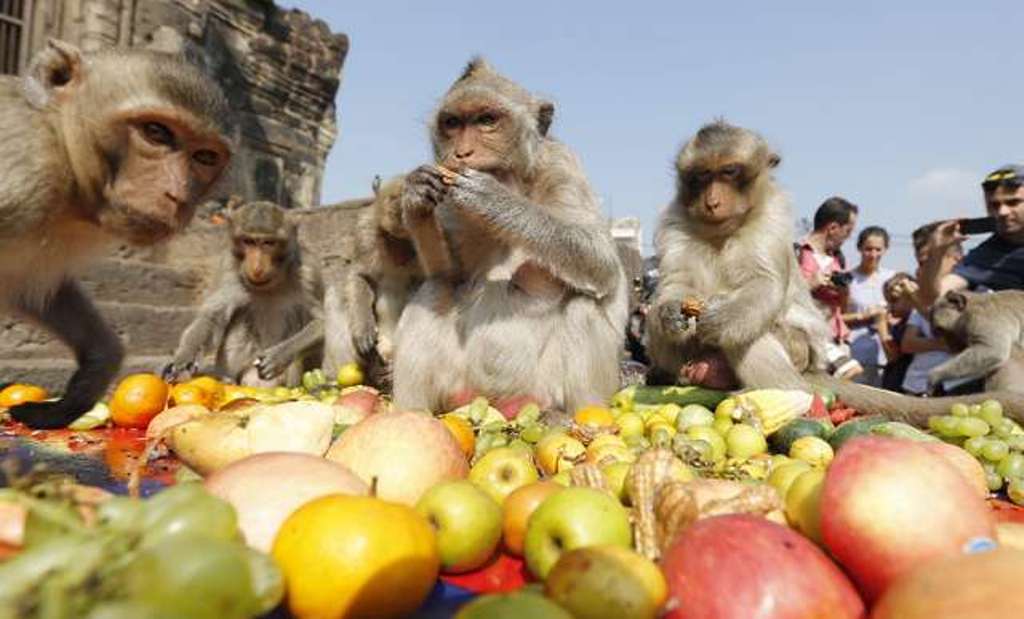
[
  {"x1": 0, "y1": 482, "x2": 282, "y2": 619},
  {"x1": 449, "y1": 397, "x2": 550, "y2": 462},
  {"x1": 927, "y1": 400, "x2": 1024, "y2": 504}
]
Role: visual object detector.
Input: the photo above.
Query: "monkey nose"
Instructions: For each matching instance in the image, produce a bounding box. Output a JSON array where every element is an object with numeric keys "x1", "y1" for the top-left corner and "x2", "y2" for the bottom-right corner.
[{"x1": 455, "y1": 150, "x2": 474, "y2": 160}]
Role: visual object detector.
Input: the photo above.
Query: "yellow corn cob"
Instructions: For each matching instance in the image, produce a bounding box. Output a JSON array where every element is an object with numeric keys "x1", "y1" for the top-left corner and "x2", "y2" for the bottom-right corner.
[{"x1": 732, "y1": 389, "x2": 814, "y2": 436}]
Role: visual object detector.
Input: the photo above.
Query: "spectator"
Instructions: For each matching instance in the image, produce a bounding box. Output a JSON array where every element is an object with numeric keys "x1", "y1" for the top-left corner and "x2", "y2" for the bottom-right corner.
[
  {"x1": 920, "y1": 163, "x2": 1024, "y2": 303},
  {"x1": 879, "y1": 273, "x2": 917, "y2": 392},
  {"x1": 843, "y1": 226, "x2": 895, "y2": 386},
  {"x1": 797, "y1": 196, "x2": 861, "y2": 378}
]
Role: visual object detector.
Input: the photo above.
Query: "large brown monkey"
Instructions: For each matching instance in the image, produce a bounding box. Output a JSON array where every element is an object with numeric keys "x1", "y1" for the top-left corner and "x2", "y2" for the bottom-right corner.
[
  {"x1": 928, "y1": 290, "x2": 1024, "y2": 394},
  {"x1": 648, "y1": 121, "x2": 1024, "y2": 425},
  {"x1": 1, "y1": 40, "x2": 232, "y2": 428},
  {"x1": 344, "y1": 174, "x2": 423, "y2": 372},
  {"x1": 392, "y1": 58, "x2": 628, "y2": 417},
  {"x1": 163, "y1": 199, "x2": 324, "y2": 387}
]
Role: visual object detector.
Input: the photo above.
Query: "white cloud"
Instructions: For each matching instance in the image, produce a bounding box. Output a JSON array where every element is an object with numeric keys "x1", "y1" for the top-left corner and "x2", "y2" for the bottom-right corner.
[{"x1": 906, "y1": 167, "x2": 984, "y2": 221}]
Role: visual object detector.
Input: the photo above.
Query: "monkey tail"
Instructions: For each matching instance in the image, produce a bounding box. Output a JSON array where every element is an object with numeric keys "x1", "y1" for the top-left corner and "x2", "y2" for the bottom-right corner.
[{"x1": 801, "y1": 374, "x2": 1024, "y2": 427}]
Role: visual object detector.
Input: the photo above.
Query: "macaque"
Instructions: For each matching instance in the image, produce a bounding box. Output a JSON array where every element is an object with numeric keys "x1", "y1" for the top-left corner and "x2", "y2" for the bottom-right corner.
[
  {"x1": 928, "y1": 290, "x2": 1024, "y2": 394},
  {"x1": 648, "y1": 121, "x2": 1024, "y2": 425},
  {"x1": 392, "y1": 58, "x2": 628, "y2": 417},
  {"x1": 0, "y1": 40, "x2": 233, "y2": 428},
  {"x1": 163, "y1": 199, "x2": 324, "y2": 387},
  {"x1": 343, "y1": 174, "x2": 423, "y2": 377}
]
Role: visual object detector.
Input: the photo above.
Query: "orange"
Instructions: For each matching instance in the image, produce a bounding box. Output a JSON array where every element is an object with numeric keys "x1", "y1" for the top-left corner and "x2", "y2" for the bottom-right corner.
[
  {"x1": 441, "y1": 414, "x2": 475, "y2": 459},
  {"x1": 109, "y1": 373, "x2": 169, "y2": 429},
  {"x1": 169, "y1": 383, "x2": 213, "y2": 408},
  {"x1": 272, "y1": 494, "x2": 439, "y2": 619},
  {"x1": 185, "y1": 376, "x2": 224, "y2": 404},
  {"x1": 0, "y1": 384, "x2": 48, "y2": 408},
  {"x1": 574, "y1": 405, "x2": 616, "y2": 428}
]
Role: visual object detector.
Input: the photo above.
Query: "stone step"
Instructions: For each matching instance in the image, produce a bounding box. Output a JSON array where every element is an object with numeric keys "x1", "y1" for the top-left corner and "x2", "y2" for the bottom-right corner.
[
  {"x1": 0, "y1": 303, "x2": 196, "y2": 360},
  {"x1": 79, "y1": 258, "x2": 211, "y2": 307},
  {"x1": 0, "y1": 355, "x2": 172, "y2": 395}
]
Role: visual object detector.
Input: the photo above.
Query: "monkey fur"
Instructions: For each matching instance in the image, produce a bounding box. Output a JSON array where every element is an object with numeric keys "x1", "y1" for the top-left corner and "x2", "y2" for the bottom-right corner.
[
  {"x1": 648, "y1": 121, "x2": 1024, "y2": 426},
  {"x1": 163, "y1": 199, "x2": 324, "y2": 388},
  {"x1": 928, "y1": 290, "x2": 1024, "y2": 394},
  {"x1": 0, "y1": 40, "x2": 233, "y2": 428},
  {"x1": 392, "y1": 58, "x2": 628, "y2": 417}
]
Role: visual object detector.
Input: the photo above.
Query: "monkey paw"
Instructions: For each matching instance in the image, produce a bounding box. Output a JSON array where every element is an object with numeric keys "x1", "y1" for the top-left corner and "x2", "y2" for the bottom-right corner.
[
  {"x1": 401, "y1": 165, "x2": 449, "y2": 222},
  {"x1": 254, "y1": 351, "x2": 291, "y2": 381},
  {"x1": 658, "y1": 303, "x2": 690, "y2": 335},
  {"x1": 352, "y1": 330, "x2": 379, "y2": 361},
  {"x1": 162, "y1": 361, "x2": 198, "y2": 383},
  {"x1": 10, "y1": 398, "x2": 92, "y2": 430},
  {"x1": 448, "y1": 169, "x2": 506, "y2": 208}
]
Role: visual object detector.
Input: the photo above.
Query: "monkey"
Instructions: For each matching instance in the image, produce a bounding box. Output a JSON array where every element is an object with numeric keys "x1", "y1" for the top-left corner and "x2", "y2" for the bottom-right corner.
[
  {"x1": 391, "y1": 58, "x2": 628, "y2": 418},
  {"x1": 927, "y1": 290, "x2": 1024, "y2": 394},
  {"x1": 162, "y1": 198, "x2": 324, "y2": 388},
  {"x1": 647, "y1": 121, "x2": 1024, "y2": 426},
  {"x1": 0, "y1": 40, "x2": 233, "y2": 429},
  {"x1": 341, "y1": 174, "x2": 424, "y2": 380}
]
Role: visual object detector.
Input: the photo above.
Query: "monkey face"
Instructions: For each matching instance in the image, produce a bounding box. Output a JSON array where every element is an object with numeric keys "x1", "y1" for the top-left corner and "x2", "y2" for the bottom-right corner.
[
  {"x1": 930, "y1": 291, "x2": 968, "y2": 335},
  {"x1": 234, "y1": 236, "x2": 289, "y2": 290},
  {"x1": 434, "y1": 97, "x2": 515, "y2": 176},
  {"x1": 98, "y1": 113, "x2": 231, "y2": 245},
  {"x1": 680, "y1": 162, "x2": 754, "y2": 226}
]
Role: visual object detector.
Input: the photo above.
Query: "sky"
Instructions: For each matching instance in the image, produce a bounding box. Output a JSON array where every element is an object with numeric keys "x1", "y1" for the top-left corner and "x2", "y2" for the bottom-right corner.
[{"x1": 285, "y1": 0, "x2": 1022, "y2": 273}]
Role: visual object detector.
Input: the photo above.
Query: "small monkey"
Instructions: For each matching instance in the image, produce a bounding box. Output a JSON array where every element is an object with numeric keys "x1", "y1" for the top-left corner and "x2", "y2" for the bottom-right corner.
[
  {"x1": 163, "y1": 199, "x2": 324, "y2": 387},
  {"x1": 649, "y1": 121, "x2": 1024, "y2": 425},
  {"x1": 344, "y1": 174, "x2": 423, "y2": 371},
  {"x1": 0, "y1": 40, "x2": 232, "y2": 428},
  {"x1": 928, "y1": 290, "x2": 1024, "y2": 394},
  {"x1": 393, "y1": 58, "x2": 627, "y2": 417}
]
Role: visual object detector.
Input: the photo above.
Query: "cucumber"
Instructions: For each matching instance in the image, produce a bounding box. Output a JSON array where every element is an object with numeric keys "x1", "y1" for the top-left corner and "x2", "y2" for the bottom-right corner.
[
  {"x1": 770, "y1": 418, "x2": 830, "y2": 455},
  {"x1": 631, "y1": 385, "x2": 729, "y2": 410},
  {"x1": 828, "y1": 416, "x2": 887, "y2": 452}
]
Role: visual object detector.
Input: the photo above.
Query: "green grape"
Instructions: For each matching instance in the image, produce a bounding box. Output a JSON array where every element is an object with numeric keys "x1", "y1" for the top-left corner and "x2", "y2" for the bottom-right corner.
[
  {"x1": 991, "y1": 418, "x2": 1018, "y2": 438},
  {"x1": 490, "y1": 434, "x2": 509, "y2": 449},
  {"x1": 124, "y1": 535, "x2": 257, "y2": 619},
  {"x1": 981, "y1": 439, "x2": 1010, "y2": 463},
  {"x1": 996, "y1": 453, "x2": 1024, "y2": 481},
  {"x1": 1007, "y1": 435, "x2": 1024, "y2": 452},
  {"x1": 928, "y1": 415, "x2": 960, "y2": 437},
  {"x1": 519, "y1": 423, "x2": 545, "y2": 444},
  {"x1": 956, "y1": 417, "x2": 991, "y2": 438},
  {"x1": 143, "y1": 485, "x2": 239, "y2": 545},
  {"x1": 86, "y1": 600, "x2": 178, "y2": 619},
  {"x1": 963, "y1": 436, "x2": 989, "y2": 457},
  {"x1": 245, "y1": 547, "x2": 285, "y2": 615},
  {"x1": 983, "y1": 463, "x2": 1004, "y2": 492},
  {"x1": 968, "y1": 404, "x2": 983, "y2": 417},
  {"x1": 1008, "y1": 478, "x2": 1024, "y2": 506},
  {"x1": 979, "y1": 401, "x2": 1004, "y2": 427},
  {"x1": 514, "y1": 403, "x2": 541, "y2": 426},
  {"x1": 674, "y1": 405, "x2": 715, "y2": 433},
  {"x1": 96, "y1": 496, "x2": 145, "y2": 533},
  {"x1": 949, "y1": 403, "x2": 970, "y2": 417}
]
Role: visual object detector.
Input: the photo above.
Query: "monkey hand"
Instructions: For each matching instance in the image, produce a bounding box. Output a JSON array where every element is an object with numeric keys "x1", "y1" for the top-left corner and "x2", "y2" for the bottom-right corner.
[
  {"x1": 694, "y1": 296, "x2": 731, "y2": 345},
  {"x1": 926, "y1": 367, "x2": 948, "y2": 394},
  {"x1": 401, "y1": 165, "x2": 450, "y2": 223},
  {"x1": 351, "y1": 324, "x2": 379, "y2": 361},
  {"x1": 162, "y1": 360, "x2": 198, "y2": 383},
  {"x1": 657, "y1": 302, "x2": 691, "y2": 338},
  {"x1": 446, "y1": 169, "x2": 510, "y2": 212},
  {"x1": 253, "y1": 346, "x2": 293, "y2": 381}
]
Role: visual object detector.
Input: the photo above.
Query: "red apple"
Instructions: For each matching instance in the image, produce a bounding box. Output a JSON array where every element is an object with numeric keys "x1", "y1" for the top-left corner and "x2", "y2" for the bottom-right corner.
[
  {"x1": 660, "y1": 514, "x2": 864, "y2": 619},
  {"x1": 326, "y1": 410, "x2": 469, "y2": 505},
  {"x1": 918, "y1": 441, "x2": 988, "y2": 498},
  {"x1": 332, "y1": 386, "x2": 381, "y2": 424},
  {"x1": 501, "y1": 481, "x2": 562, "y2": 556},
  {"x1": 821, "y1": 436, "x2": 996, "y2": 602}
]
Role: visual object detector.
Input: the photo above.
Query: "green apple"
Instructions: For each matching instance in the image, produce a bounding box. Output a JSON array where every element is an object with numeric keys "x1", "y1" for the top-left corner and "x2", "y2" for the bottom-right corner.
[
  {"x1": 416, "y1": 480, "x2": 502, "y2": 573},
  {"x1": 455, "y1": 591, "x2": 573, "y2": 618},
  {"x1": 470, "y1": 447, "x2": 540, "y2": 504},
  {"x1": 523, "y1": 487, "x2": 632, "y2": 579},
  {"x1": 550, "y1": 470, "x2": 572, "y2": 486},
  {"x1": 615, "y1": 412, "x2": 644, "y2": 439},
  {"x1": 601, "y1": 462, "x2": 632, "y2": 504}
]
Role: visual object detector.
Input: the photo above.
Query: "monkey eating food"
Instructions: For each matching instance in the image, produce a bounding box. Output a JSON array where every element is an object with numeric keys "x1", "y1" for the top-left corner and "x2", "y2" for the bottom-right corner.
[
  {"x1": 391, "y1": 58, "x2": 628, "y2": 418},
  {"x1": 163, "y1": 199, "x2": 324, "y2": 388},
  {"x1": 648, "y1": 121, "x2": 1024, "y2": 425},
  {"x1": 0, "y1": 40, "x2": 233, "y2": 429}
]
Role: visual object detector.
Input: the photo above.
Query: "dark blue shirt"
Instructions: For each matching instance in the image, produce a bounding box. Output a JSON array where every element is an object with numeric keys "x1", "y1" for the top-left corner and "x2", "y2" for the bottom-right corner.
[{"x1": 954, "y1": 234, "x2": 1024, "y2": 291}]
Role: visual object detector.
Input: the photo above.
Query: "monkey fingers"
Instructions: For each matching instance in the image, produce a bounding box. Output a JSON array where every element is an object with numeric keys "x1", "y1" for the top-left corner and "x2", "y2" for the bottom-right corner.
[
  {"x1": 658, "y1": 303, "x2": 690, "y2": 334},
  {"x1": 435, "y1": 165, "x2": 463, "y2": 186}
]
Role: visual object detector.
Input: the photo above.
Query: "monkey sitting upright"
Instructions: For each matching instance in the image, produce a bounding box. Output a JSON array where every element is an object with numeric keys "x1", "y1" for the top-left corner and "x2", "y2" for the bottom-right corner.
[
  {"x1": 0, "y1": 40, "x2": 233, "y2": 428},
  {"x1": 648, "y1": 121, "x2": 1024, "y2": 426},
  {"x1": 163, "y1": 199, "x2": 324, "y2": 387},
  {"x1": 927, "y1": 290, "x2": 1024, "y2": 394},
  {"x1": 342, "y1": 174, "x2": 423, "y2": 376}
]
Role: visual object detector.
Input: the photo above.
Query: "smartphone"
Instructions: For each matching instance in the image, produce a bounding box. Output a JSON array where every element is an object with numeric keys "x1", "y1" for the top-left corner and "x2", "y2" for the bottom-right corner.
[{"x1": 959, "y1": 216, "x2": 997, "y2": 235}]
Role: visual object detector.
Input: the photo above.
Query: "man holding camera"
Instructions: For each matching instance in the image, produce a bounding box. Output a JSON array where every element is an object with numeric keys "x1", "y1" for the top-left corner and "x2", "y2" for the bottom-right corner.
[
  {"x1": 797, "y1": 196, "x2": 863, "y2": 379},
  {"x1": 920, "y1": 164, "x2": 1024, "y2": 303}
]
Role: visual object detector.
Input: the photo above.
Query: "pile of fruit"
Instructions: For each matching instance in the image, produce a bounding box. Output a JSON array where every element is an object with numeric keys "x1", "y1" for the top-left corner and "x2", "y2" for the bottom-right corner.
[{"x1": 3, "y1": 371, "x2": 1024, "y2": 619}]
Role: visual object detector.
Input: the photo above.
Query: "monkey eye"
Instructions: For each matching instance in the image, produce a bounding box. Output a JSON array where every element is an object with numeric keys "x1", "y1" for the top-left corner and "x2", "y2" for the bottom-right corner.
[
  {"x1": 440, "y1": 114, "x2": 461, "y2": 131},
  {"x1": 719, "y1": 165, "x2": 743, "y2": 181},
  {"x1": 476, "y1": 112, "x2": 499, "y2": 127},
  {"x1": 142, "y1": 122, "x2": 175, "y2": 147},
  {"x1": 192, "y1": 149, "x2": 220, "y2": 167}
]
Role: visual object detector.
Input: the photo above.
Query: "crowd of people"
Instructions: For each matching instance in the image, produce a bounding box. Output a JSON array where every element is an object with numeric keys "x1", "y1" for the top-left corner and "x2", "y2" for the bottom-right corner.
[{"x1": 628, "y1": 163, "x2": 1024, "y2": 396}]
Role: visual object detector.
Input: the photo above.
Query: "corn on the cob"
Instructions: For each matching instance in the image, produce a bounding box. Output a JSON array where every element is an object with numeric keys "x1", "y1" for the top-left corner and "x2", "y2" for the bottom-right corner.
[{"x1": 730, "y1": 389, "x2": 814, "y2": 436}]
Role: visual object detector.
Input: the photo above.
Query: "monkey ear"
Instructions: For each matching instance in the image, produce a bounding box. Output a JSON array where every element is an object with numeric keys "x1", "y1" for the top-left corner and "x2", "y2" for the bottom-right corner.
[
  {"x1": 537, "y1": 101, "x2": 555, "y2": 137},
  {"x1": 945, "y1": 290, "x2": 968, "y2": 311},
  {"x1": 458, "y1": 56, "x2": 489, "y2": 82},
  {"x1": 23, "y1": 39, "x2": 84, "y2": 109},
  {"x1": 768, "y1": 153, "x2": 782, "y2": 168},
  {"x1": 372, "y1": 175, "x2": 382, "y2": 196}
]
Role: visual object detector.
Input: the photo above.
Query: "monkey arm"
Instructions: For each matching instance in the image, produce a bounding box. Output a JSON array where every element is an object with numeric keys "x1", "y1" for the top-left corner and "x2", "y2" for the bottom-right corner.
[
  {"x1": 928, "y1": 330, "x2": 1013, "y2": 387},
  {"x1": 402, "y1": 165, "x2": 459, "y2": 278},
  {"x1": 698, "y1": 249, "x2": 789, "y2": 351},
  {"x1": 648, "y1": 213, "x2": 704, "y2": 345},
  {"x1": 255, "y1": 317, "x2": 325, "y2": 381},
  {"x1": 169, "y1": 287, "x2": 246, "y2": 376},
  {"x1": 345, "y1": 269, "x2": 379, "y2": 360},
  {"x1": 9, "y1": 280, "x2": 125, "y2": 429},
  {"x1": 449, "y1": 169, "x2": 620, "y2": 298}
]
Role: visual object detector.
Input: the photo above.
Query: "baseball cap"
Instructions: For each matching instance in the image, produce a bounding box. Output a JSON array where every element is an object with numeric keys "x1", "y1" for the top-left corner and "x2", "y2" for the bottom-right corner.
[{"x1": 982, "y1": 164, "x2": 1024, "y2": 190}]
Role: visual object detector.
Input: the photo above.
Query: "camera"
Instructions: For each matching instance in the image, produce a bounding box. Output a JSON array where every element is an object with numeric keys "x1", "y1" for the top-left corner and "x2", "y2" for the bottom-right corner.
[{"x1": 829, "y1": 271, "x2": 854, "y2": 288}]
